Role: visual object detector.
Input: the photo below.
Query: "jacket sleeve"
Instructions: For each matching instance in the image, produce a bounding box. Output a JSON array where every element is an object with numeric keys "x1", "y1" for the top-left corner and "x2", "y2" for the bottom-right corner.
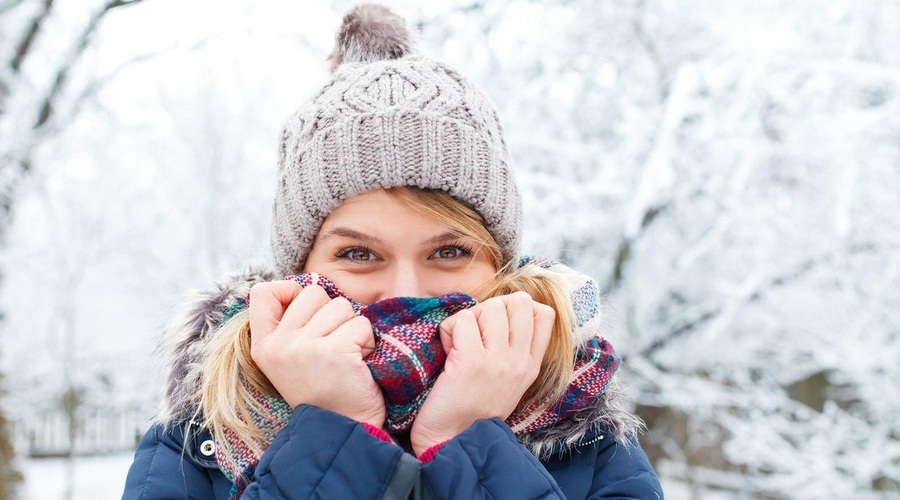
[
  {"x1": 241, "y1": 404, "x2": 418, "y2": 500},
  {"x1": 586, "y1": 434, "x2": 664, "y2": 499},
  {"x1": 123, "y1": 406, "x2": 419, "y2": 500},
  {"x1": 122, "y1": 422, "x2": 230, "y2": 500},
  {"x1": 419, "y1": 418, "x2": 566, "y2": 499}
]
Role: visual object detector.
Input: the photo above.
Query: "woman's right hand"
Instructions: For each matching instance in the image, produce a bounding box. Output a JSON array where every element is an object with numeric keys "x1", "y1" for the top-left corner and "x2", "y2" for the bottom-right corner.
[{"x1": 248, "y1": 281, "x2": 386, "y2": 428}]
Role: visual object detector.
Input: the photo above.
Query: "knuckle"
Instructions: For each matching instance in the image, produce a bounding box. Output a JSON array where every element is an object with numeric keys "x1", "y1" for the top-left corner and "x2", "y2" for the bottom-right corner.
[
  {"x1": 302, "y1": 284, "x2": 327, "y2": 299},
  {"x1": 483, "y1": 296, "x2": 503, "y2": 307},
  {"x1": 330, "y1": 296, "x2": 354, "y2": 312},
  {"x1": 455, "y1": 309, "x2": 476, "y2": 322},
  {"x1": 537, "y1": 303, "x2": 556, "y2": 320},
  {"x1": 248, "y1": 282, "x2": 272, "y2": 299},
  {"x1": 340, "y1": 316, "x2": 369, "y2": 335},
  {"x1": 351, "y1": 315, "x2": 371, "y2": 328}
]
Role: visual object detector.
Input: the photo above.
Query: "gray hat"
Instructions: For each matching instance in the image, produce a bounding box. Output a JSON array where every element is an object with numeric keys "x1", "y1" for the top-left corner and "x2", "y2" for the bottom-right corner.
[{"x1": 271, "y1": 4, "x2": 522, "y2": 275}]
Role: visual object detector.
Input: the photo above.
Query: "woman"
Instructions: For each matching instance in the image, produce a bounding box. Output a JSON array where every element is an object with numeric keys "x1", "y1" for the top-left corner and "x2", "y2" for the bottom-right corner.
[{"x1": 123, "y1": 4, "x2": 663, "y2": 499}]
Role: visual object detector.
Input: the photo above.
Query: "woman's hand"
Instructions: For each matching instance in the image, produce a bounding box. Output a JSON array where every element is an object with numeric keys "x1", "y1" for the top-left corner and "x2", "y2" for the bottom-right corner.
[
  {"x1": 248, "y1": 281, "x2": 386, "y2": 427},
  {"x1": 410, "y1": 291, "x2": 555, "y2": 456}
]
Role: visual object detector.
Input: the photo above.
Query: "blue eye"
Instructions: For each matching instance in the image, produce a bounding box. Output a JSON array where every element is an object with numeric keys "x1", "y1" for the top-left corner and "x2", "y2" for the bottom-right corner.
[{"x1": 337, "y1": 247, "x2": 377, "y2": 261}]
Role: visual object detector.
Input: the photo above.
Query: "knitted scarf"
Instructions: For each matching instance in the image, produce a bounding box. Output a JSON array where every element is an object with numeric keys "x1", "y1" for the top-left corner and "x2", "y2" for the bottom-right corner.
[{"x1": 216, "y1": 262, "x2": 619, "y2": 497}]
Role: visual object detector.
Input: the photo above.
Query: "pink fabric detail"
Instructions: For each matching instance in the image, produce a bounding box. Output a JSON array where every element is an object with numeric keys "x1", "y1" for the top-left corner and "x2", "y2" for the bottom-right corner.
[
  {"x1": 361, "y1": 422, "x2": 393, "y2": 443},
  {"x1": 417, "y1": 440, "x2": 448, "y2": 463}
]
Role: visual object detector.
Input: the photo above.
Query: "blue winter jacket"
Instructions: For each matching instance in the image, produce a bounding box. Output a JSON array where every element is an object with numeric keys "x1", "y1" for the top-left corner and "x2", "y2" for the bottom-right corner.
[
  {"x1": 124, "y1": 266, "x2": 663, "y2": 499},
  {"x1": 123, "y1": 404, "x2": 662, "y2": 499}
]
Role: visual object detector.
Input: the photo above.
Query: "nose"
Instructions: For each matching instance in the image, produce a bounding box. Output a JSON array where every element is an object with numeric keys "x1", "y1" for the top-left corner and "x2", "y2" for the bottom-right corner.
[{"x1": 379, "y1": 261, "x2": 430, "y2": 300}]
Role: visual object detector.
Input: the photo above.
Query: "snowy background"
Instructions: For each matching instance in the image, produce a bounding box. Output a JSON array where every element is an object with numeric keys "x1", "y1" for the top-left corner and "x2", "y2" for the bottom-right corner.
[{"x1": 1, "y1": 0, "x2": 898, "y2": 498}]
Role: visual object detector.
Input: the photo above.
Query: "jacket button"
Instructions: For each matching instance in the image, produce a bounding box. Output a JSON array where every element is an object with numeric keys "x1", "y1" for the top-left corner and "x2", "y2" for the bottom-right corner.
[{"x1": 200, "y1": 439, "x2": 216, "y2": 456}]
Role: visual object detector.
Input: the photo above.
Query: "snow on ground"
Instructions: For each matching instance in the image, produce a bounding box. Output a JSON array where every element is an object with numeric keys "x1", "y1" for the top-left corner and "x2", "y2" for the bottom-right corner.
[{"x1": 21, "y1": 453, "x2": 134, "y2": 500}]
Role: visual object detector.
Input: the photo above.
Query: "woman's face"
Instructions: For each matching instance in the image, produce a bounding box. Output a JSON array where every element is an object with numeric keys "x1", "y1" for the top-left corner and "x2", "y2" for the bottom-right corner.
[{"x1": 303, "y1": 189, "x2": 497, "y2": 304}]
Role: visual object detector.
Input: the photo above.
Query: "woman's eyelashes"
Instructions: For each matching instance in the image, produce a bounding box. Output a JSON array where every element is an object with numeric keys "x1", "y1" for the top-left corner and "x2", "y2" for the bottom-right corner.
[
  {"x1": 430, "y1": 244, "x2": 474, "y2": 260},
  {"x1": 333, "y1": 243, "x2": 476, "y2": 263},
  {"x1": 335, "y1": 246, "x2": 378, "y2": 262}
]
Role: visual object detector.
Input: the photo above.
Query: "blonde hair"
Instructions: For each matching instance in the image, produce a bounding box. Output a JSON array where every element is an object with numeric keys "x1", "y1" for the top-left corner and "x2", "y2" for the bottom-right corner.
[{"x1": 198, "y1": 187, "x2": 575, "y2": 474}]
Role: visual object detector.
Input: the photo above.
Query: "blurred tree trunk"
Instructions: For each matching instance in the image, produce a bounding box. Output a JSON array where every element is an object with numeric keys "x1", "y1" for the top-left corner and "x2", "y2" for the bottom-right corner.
[{"x1": 0, "y1": 376, "x2": 22, "y2": 499}]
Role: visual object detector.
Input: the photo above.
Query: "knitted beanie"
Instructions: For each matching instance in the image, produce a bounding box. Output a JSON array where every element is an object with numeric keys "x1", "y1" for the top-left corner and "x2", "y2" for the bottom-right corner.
[{"x1": 271, "y1": 3, "x2": 523, "y2": 276}]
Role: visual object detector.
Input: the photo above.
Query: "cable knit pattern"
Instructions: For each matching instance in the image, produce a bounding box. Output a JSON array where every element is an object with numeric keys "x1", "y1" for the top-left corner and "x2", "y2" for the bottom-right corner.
[{"x1": 271, "y1": 8, "x2": 522, "y2": 275}]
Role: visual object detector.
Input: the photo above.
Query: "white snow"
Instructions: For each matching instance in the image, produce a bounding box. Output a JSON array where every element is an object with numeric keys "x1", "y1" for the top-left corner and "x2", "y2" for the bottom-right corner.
[{"x1": 20, "y1": 453, "x2": 134, "y2": 500}]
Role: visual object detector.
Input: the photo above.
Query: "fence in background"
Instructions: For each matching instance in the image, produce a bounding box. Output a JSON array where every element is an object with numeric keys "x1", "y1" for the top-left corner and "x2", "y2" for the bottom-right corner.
[{"x1": 14, "y1": 405, "x2": 148, "y2": 458}]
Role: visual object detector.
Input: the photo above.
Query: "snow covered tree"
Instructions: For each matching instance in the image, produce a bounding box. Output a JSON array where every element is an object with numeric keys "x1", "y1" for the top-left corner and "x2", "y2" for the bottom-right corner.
[
  {"x1": 412, "y1": 0, "x2": 900, "y2": 496},
  {"x1": 1, "y1": 0, "x2": 147, "y2": 235},
  {"x1": 1, "y1": 4, "x2": 329, "y2": 498},
  {"x1": 0, "y1": 1, "x2": 146, "y2": 495}
]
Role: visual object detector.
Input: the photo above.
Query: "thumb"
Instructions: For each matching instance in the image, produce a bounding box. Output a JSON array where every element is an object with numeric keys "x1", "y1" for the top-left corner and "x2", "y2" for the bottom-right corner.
[{"x1": 438, "y1": 317, "x2": 455, "y2": 354}]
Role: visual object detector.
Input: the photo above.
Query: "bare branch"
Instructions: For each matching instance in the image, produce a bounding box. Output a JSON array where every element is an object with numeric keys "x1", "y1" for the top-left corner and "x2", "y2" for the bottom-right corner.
[
  {"x1": 60, "y1": 37, "x2": 212, "y2": 134},
  {"x1": 632, "y1": 0, "x2": 669, "y2": 102},
  {"x1": 1, "y1": 0, "x2": 148, "y2": 237},
  {"x1": 634, "y1": 249, "x2": 847, "y2": 361},
  {"x1": 32, "y1": 0, "x2": 146, "y2": 130},
  {"x1": 9, "y1": 0, "x2": 54, "y2": 73},
  {"x1": 106, "y1": 0, "x2": 144, "y2": 8},
  {"x1": 632, "y1": 307, "x2": 721, "y2": 362},
  {"x1": 0, "y1": 33, "x2": 193, "y2": 178}
]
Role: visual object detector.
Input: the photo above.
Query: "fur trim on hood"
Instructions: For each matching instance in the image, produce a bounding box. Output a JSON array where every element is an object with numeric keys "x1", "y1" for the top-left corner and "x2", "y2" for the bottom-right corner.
[
  {"x1": 156, "y1": 266, "x2": 276, "y2": 424},
  {"x1": 155, "y1": 264, "x2": 643, "y2": 457}
]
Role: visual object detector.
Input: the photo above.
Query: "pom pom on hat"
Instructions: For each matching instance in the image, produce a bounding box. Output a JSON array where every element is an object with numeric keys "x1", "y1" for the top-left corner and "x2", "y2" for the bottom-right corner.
[{"x1": 327, "y1": 3, "x2": 413, "y2": 73}]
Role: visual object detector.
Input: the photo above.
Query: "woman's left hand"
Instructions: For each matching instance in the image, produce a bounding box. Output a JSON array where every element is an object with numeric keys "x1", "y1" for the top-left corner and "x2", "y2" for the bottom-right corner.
[{"x1": 410, "y1": 291, "x2": 555, "y2": 456}]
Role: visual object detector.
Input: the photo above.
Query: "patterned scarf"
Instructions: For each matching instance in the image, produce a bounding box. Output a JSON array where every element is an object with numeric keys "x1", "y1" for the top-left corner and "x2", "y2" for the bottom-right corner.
[{"x1": 216, "y1": 259, "x2": 619, "y2": 497}]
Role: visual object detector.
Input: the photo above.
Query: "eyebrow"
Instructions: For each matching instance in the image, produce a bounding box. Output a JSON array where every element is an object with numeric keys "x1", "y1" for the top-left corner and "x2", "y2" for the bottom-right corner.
[
  {"x1": 424, "y1": 231, "x2": 470, "y2": 246},
  {"x1": 317, "y1": 227, "x2": 383, "y2": 245},
  {"x1": 317, "y1": 227, "x2": 468, "y2": 246}
]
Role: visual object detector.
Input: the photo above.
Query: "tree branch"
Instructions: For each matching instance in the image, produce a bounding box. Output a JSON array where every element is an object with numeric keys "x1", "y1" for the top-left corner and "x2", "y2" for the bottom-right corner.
[
  {"x1": 60, "y1": 37, "x2": 209, "y2": 136},
  {"x1": 632, "y1": 0, "x2": 669, "y2": 102},
  {"x1": 106, "y1": 0, "x2": 143, "y2": 10},
  {"x1": 32, "y1": 0, "x2": 146, "y2": 130},
  {"x1": 1, "y1": 0, "x2": 148, "y2": 236},
  {"x1": 634, "y1": 250, "x2": 841, "y2": 361},
  {"x1": 9, "y1": 0, "x2": 54, "y2": 73}
]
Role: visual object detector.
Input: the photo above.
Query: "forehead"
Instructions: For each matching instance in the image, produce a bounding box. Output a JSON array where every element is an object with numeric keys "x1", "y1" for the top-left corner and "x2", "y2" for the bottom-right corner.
[{"x1": 318, "y1": 190, "x2": 451, "y2": 237}]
